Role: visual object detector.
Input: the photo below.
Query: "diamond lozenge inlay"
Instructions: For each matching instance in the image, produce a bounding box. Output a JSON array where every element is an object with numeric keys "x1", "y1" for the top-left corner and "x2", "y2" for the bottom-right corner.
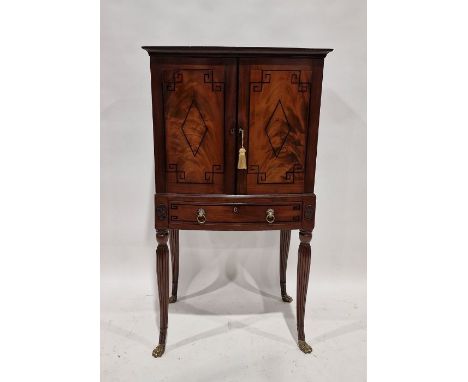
[
  {"x1": 180, "y1": 99, "x2": 208, "y2": 156},
  {"x1": 265, "y1": 100, "x2": 292, "y2": 158}
]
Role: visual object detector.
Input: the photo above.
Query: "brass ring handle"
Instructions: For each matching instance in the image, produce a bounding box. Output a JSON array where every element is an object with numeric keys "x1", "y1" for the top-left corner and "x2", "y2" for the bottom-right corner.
[
  {"x1": 196, "y1": 208, "x2": 206, "y2": 224},
  {"x1": 266, "y1": 208, "x2": 275, "y2": 224}
]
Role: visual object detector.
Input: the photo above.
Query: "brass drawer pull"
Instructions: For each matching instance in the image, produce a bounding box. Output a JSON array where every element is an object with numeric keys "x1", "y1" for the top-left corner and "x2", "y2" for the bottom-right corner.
[
  {"x1": 266, "y1": 208, "x2": 275, "y2": 224},
  {"x1": 196, "y1": 208, "x2": 206, "y2": 224}
]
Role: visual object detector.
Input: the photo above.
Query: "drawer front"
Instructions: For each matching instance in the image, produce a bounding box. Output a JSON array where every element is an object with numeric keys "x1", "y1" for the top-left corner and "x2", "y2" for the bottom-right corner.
[{"x1": 169, "y1": 202, "x2": 302, "y2": 229}]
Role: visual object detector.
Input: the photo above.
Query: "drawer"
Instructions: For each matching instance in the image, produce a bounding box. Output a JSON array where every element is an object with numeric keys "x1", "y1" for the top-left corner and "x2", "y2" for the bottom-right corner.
[{"x1": 169, "y1": 202, "x2": 302, "y2": 229}]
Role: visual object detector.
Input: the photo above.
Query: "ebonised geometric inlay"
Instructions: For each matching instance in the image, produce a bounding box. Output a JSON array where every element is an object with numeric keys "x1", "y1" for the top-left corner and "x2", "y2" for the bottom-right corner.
[
  {"x1": 166, "y1": 163, "x2": 224, "y2": 184},
  {"x1": 265, "y1": 99, "x2": 291, "y2": 158},
  {"x1": 164, "y1": 69, "x2": 224, "y2": 92},
  {"x1": 247, "y1": 163, "x2": 303, "y2": 184},
  {"x1": 180, "y1": 98, "x2": 208, "y2": 157},
  {"x1": 250, "y1": 70, "x2": 310, "y2": 93},
  {"x1": 247, "y1": 69, "x2": 310, "y2": 186}
]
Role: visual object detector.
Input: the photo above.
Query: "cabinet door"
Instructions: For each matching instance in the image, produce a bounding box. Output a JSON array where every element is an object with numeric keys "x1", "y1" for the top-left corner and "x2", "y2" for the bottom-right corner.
[
  {"x1": 151, "y1": 57, "x2": 236, "y2": 194},
  {"x1": 238, "y1": 58, "x2": 324, "y2": 194}
]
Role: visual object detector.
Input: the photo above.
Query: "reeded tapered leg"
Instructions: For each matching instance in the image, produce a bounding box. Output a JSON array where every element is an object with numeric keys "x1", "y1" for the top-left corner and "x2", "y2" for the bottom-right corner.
[
  {"x1": 280, "y1": 230, "x2": 293, "y2": 302},
  {"x1": 152, "y1": 229, "x2": 169, "y2": 358},
  {"x1": 297, "y1": 229, "x2": 313, "y2": 354},
  {"x1": 169, "y1": 229, "x2": 179, "y2": 303}
]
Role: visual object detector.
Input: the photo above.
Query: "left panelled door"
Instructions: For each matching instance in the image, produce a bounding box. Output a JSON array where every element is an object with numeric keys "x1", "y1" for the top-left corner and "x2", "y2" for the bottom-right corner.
[{"x1": 150, "y1": 57, "x2": 237, "y2": 194}]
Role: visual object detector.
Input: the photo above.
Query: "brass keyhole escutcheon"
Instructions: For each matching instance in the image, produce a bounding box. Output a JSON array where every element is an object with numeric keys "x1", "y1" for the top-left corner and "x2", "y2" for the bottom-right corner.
[{"x1": 233, "y1": 206, "x2": 239, "y2": 214}]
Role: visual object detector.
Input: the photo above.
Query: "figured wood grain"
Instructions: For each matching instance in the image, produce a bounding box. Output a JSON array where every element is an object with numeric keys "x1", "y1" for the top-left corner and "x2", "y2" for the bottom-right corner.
[
  {"x1": 239, "y1": 59, "x2": 316, "y2": 194},
  {"x1": 149, "y1": 57, "x2": 237, "y2": 194},
  {"x1": 163, "y1": 65, "x2": 224, "y2": 193}
]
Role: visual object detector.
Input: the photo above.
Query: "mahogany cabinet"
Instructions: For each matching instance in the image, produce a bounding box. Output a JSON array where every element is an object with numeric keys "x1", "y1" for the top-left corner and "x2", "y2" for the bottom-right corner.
[{"x1": 142, "y1": 46, "x2": 332, "y2": 357}]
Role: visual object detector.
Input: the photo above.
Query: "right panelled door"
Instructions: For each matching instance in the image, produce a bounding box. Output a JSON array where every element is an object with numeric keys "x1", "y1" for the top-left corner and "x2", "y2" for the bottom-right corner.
[{"x1": 238, "y1": 58, "x2": 323, "y2": 194}]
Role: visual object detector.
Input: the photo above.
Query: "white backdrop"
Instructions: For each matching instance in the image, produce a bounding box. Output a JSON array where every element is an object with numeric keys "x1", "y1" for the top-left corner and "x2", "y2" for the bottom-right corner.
[{"x1": 101, "y1": 1, "x2": 366, "y2": 380}]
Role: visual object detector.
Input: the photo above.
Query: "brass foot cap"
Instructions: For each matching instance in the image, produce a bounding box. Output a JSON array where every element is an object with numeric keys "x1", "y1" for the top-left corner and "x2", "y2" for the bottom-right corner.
[
  {"x1": 169, "y1": 295, "x2": 177, "y2": 303},
  {"x1": 281, "y1": 294, "x2": 293, "y2": 303},
  {"x1": 152, "y1": 344, "x2": 165, "y2": 358},
  {"x1": 298, "y1": 340, "x2": 313, "y2": 354}
]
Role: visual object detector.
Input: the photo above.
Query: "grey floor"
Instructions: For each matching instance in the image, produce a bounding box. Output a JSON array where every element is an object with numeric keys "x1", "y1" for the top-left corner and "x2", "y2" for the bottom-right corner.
[{"x1": 101, "y1": 237, "x2": 366, "y2": 381}]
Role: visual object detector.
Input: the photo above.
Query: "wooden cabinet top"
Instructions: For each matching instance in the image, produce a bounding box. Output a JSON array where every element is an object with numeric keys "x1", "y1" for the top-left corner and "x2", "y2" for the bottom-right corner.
[{"x1": 142, "y1": 46, "x2": 333, "y2": 58}]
